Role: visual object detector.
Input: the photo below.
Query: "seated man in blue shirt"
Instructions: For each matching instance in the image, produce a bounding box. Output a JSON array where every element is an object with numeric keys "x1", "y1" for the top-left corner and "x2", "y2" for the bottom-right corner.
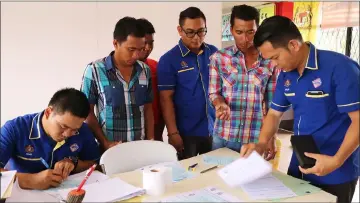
[
  {"x1": 240, "y1": 16, "x2": 359, "y2": 203},
  {"x1": 157, "y1": 7, "x2": 218, "y2": 159},
  {"x1": 0, "y1": 88, "x2": 100, "y2": 190}
]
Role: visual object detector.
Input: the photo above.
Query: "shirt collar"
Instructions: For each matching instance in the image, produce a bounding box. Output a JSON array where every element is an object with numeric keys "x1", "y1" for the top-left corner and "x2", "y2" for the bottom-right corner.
[
  {"x1": 305, "y1": 42, "x2": 319, "y2": 70},
  {"x1": 105, "y1": 51, "x2": 143, "y2": 73},
  {"x1": 177, "y1": 39, "x2": 210, "y2": 57},
  {"x1": 29, "y1": 111, "x2": 46, "y2": 140}
]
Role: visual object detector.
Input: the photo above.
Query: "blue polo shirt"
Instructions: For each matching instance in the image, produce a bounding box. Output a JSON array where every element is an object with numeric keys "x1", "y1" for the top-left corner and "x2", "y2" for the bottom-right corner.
[
  {"x1": 157, "y1": 40, "x2": 218, "y2": 137},
  {"x1": 0, "y1": 112, "x2": 101, "y2": 173},
  {"x1": 271, "y1": 43, "x2": 359, "y2": 185}
]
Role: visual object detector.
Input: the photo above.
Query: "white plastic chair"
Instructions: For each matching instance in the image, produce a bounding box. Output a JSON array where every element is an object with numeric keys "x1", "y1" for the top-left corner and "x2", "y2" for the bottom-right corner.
[{"x1": 99, "y1": 140, "x2": 178, "y2": 175}]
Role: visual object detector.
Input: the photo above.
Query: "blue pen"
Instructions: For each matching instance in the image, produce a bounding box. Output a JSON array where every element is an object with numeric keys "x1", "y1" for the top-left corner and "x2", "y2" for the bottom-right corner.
[{"x1": 40, "y1": 158, "x2": 50, "y2": 169}]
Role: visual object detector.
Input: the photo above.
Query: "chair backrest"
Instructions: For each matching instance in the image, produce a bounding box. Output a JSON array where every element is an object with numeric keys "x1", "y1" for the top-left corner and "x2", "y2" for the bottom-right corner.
[{"x1": 99, "y1": 140, "x2": 178, "y2": 175}]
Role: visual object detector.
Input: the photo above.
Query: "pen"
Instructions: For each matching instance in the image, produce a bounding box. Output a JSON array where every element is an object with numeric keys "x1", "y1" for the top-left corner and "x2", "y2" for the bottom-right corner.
[
  {"x1": 188, "y1": 163, "x2": 198, "y2": 171},
  {"x1": 76, "y1": 164, "x2": 97, "y2": 192},
  {"x1": 200, "y1": 165, "x2": 218, "y2": 174},
  {"x1": 40, "y1": 158, "x2": 50, "y2": 169}
]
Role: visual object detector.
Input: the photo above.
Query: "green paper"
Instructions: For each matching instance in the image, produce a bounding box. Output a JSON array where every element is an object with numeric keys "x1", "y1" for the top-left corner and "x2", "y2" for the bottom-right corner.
[{"x1": 269, "y1": 171, "x2": 322, "y2": 202}]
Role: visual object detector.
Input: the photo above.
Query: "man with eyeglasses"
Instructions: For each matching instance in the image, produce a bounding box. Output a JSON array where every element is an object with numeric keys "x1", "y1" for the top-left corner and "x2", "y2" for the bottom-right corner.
[
  {"x1": 209, "y1": 5, "x2": 279, "y2": 156},
  {"x1": 157, "y1": 7, "x2": 218, "y2": 159},
  {"x1": 0, "y1": 88, "x2": 100, "y2": 190}
]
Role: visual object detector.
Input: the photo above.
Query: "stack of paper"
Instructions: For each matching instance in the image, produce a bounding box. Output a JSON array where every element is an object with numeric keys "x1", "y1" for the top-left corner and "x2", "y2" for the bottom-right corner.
[
  {"x1": 240, "y1": 174, "x2": 297, "y2": 200},
  {"x1": 1, "y1": 170, "x2": 17, "y2": 199},
  {"x1": 44, "y1": 170, "x2": 109, "y2": 197},
  {"x1": 57, "y1": 178, "x2": 145, "y2": 202},
  {"x1": 217, "y1": 151, "x2": 272, "y2": 187},
  {"x1": 160, "y1": 186, "x2": 243, "y2": 202}
]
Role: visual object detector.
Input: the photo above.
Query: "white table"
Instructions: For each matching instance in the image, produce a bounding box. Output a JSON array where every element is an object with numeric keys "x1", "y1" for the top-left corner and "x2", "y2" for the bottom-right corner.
[{"x1": 114, "y1": 148, "x2": 337, "y2": 202}]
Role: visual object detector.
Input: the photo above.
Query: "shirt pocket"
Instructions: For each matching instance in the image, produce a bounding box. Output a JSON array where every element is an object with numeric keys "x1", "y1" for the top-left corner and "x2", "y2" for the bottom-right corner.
[
  {"x1": 250, "y1": 68, "x2": 271, "y2": 90},
  {"x1": 104, "y1": 84, "x2": 125, "y2": 107},
  {"x1": 134, "y1": 83, "x2": 148, "y2": 106},
  {"x1": 304, "y1": 93, "x2": 331, "y2": 128},
  {"x1": 220, "y1": 65, "x2": 238, "y2": 87},
  {"x1": 177, "y1": 67, "x2": 198, "y2": 91}
]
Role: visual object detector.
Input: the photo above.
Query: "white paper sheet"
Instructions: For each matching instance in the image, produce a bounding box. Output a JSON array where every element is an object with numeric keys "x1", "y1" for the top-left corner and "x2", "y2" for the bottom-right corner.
[
  {"x1": 160, "y1": 186, "x2": 243, "y2": 202},
  {"x1": 1, "y1": 170, "x2": 16, "y2": 198},
  {"x1": 240, "y1": 174, "x2": 297, "y2": 200},
  {"x1": 6, "y1": 180, "x2": 59, "y2": 202},
  {"x1": 44, "y1": 170, "x2": 109, "y2": 197},
  {"x1": 57, "y1": 178, "x2": 145, "y2": 202},
  {"x1": 217, "y1": 151, "x2": 272, "y2": 187}
]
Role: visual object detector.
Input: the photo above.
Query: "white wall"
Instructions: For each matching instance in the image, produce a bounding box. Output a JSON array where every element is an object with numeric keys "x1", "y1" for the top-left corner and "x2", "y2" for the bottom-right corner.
[{"x1": 1, "y1": 2, "x2": 222, "y2": 125}]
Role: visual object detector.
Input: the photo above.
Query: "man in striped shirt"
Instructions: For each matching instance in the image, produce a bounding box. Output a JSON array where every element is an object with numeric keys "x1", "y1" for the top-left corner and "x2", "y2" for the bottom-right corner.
[
  {"x1": 80, "y1": 17, "x2": 154, "y2": 151},
  {"x1": 209, "y1": 5, "x2": 278, "y2": 158}
]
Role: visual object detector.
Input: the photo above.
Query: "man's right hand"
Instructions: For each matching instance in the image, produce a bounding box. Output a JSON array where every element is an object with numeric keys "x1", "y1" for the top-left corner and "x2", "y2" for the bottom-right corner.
[
  {"x1": 31, "y1": 169, "x2": 64, "y2": 190},
  {"x1": 239, "y1": 143, "x2": 267, "y2": 158},
  {"x1": 102, "y1": 140, "x2": 121, "y2": 151},
  {"x1": 215, "y1": 102, "x2": 230, "y2": 120},
  {"x1": 168, "y1": 133, "x2": 184, "y2": 152}
]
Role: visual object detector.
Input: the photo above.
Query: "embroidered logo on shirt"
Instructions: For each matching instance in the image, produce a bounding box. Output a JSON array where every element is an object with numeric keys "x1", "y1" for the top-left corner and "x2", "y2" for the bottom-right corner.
[
  {"x1": 70, "y1": 143, "x2": 79, "y2": 152},
  {"x1": 25, "y1": 145, "x2": 34, "y2": 155},
  {"x1": 180, "y1": 61, "x2": 188, "y2": 68},
  {"x1": 284, "y1": 79, "x2": 291, "y2": 87},
  {"x1": 312, "y1": 78, "x2": 322, "y2": 88}
]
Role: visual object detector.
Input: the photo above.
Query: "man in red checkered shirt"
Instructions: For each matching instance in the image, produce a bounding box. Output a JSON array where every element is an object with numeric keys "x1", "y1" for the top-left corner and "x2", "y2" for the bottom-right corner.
[{"x1": 209, "y1": 5, "x2": 280, "y2": 158}]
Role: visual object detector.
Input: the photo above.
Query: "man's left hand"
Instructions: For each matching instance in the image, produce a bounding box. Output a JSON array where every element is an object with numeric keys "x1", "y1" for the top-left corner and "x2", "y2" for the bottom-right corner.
[
  {"x1": 54, "y1": 159, "x2": 75, "y2": 179},
  {"x1": 299, "y1": 153, "x2": 342, "y2": 176}
]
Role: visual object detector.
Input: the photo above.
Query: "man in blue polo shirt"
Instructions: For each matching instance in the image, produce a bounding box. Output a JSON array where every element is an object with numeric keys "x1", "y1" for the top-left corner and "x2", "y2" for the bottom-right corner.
[
  {"x1": 240, "y1": 16, "x2": 359, "y2": 203},
  {"x1": 0, "y1": 88, "x2": 100, "y2": 190},
  {"x1": 157, "y1": 7, "x2": 218, "y2": 159}
]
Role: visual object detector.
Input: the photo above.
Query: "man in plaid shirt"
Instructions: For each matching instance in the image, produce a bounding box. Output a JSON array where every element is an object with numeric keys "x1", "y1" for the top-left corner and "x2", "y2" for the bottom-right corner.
[
  {"x1": 209, "y1": 5, "x2": 279, "y2": 159},
  {"x1": 80, "y1": 17, "x2": 154, "y2": 152}
]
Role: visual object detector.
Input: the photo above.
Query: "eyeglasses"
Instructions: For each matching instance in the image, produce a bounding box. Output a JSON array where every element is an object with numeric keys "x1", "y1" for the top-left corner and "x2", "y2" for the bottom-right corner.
[{"x1": 181, "y1": 27, "x2": 207, "y2": 38}]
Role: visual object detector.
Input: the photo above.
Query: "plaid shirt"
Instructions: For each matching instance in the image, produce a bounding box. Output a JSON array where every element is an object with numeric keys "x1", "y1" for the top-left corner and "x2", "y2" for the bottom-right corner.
[
  {"x1": 80, "y1": 52, "x2": 153, "y2": 142},
  {"x1": 209, "y1": 45, "x2": 279, "y2": 143}
]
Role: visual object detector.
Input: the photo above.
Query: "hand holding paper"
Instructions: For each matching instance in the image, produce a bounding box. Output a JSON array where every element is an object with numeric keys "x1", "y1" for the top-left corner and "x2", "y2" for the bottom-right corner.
[{"x1": 218, "y1": 151, "x2": 272, "y2": 187}]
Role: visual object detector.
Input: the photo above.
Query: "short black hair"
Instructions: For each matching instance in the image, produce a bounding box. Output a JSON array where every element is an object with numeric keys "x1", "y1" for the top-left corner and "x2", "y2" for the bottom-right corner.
[
  {"x1": 48, "y1": 88, "x2": 90, "y2": 119},
  {"x1": 231, "y1": 4, "x2": 260, "y2": 27},
  {"x1": 137, "y1": 18, "x2": 155, "y2": 35},
  {"x1": 179, "y1": 7, "x2": 206, "y2": 26},
  {"x1": 113, "y1": 17, "x2": 145, "y2": 43},
  {"x1": 254, "y1": 15, "x2": 303, "y2": 49}
]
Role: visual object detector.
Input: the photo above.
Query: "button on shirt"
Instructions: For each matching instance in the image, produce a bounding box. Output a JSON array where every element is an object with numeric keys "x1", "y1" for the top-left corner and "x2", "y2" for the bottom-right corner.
[
  {"x1": 81, "y1": 51, "x2": 153, "y2": 142},
  {"x1": 0, "y1": 112, "x2": 100, "y2": 173},
  {"x1": 209, "y1": 45, "x2": 279, "y2": 143},
  {"x1": 157, "y1": 40, "x2": 218, "y2": 136},
  {"x1": 271, "y1": 42, "x2": 359, "y2": 185}
]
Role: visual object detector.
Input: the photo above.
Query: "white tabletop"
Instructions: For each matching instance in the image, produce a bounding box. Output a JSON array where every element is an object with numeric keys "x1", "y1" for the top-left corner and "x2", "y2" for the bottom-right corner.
[{"x1": 113, "y1": 147, "x2": 337, "y2": 202}]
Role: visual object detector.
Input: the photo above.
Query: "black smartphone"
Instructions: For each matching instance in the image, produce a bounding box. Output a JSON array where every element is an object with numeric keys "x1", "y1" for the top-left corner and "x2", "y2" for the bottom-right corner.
[{"x1": 290, "y1": 135, "x2": 320, "y2": 169}]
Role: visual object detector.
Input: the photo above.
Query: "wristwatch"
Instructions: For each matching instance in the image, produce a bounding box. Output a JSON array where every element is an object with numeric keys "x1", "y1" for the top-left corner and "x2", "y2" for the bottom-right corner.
[{"x1": 67, "y1": 156, "x2": 79, "y2": 170}]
